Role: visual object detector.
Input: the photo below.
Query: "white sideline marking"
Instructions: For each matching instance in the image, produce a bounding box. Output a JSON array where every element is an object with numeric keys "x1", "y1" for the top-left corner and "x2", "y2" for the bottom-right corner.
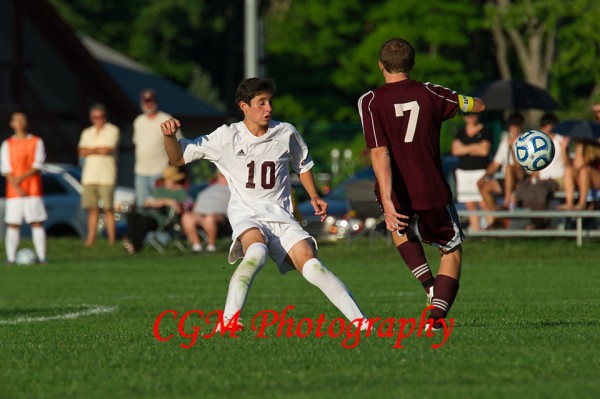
[{"x1": 0, "y1": 305, "x2": 117, "y2": 325}]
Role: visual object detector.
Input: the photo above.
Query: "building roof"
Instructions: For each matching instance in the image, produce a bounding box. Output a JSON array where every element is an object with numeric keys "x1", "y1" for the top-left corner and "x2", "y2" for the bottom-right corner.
[{"x1": 81, "y1": 36, "x2": 226, "y2": 118}]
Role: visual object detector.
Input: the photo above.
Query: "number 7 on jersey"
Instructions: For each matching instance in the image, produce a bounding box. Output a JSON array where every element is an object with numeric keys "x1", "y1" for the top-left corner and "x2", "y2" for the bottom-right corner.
[{"x1": 394, "y1": 101, "x2": 420, "y2": 143}]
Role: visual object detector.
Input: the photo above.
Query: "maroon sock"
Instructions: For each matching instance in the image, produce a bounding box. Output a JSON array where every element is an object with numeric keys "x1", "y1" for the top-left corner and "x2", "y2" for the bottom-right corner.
[
  {"x1": 396, "y1": 239, "x2": 435, "y2": 292},
  {"x1": 430, "y1": 274, "x2": 460, "y2": 320}
]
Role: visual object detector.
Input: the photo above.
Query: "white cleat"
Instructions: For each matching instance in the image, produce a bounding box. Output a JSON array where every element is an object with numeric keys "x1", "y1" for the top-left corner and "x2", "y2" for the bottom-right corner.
[{"x1": 426, "y1": 286, "x2": 434, "y2": 307}]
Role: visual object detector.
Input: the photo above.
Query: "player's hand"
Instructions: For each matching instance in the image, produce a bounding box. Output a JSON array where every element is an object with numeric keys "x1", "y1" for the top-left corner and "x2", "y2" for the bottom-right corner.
[
  {"x1": 311, "y1": 197, "x2": 328, "y2": 222},
  {"x1": 161, "y1": 118, "x2": 181, "y2": 136},
  {"x1": 381, "y1": 200, "x2": 409, "y2": 232}
]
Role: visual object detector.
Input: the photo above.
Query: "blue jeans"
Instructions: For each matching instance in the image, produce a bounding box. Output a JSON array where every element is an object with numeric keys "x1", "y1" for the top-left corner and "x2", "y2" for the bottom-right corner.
[{"x1": 135, "y1": 174, "x2": 162, "y2": 207}]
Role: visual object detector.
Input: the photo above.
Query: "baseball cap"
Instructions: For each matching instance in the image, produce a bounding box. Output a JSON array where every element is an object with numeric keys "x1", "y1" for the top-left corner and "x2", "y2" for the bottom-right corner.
[{"x1": 140, "y1": 89, "x2": 157, "y2": 102}]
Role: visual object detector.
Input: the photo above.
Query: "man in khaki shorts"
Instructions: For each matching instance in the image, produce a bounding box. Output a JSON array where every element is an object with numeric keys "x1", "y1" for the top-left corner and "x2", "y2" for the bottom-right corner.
[{"x1": 78, "y1": 104, "x2": 120, "y2": 246}]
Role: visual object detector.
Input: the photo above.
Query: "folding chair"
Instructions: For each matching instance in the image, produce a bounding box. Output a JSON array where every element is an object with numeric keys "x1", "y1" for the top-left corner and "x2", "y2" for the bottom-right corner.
[{"x1": 145, "y1": 206, "x2": 187, "y2": 253}]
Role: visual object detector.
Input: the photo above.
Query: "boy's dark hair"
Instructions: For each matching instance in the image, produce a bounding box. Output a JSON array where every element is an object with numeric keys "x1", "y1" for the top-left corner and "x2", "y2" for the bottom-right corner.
[
  {"x1": 507, "y1": 113, "x2": 525, "y2": 127},
  {"x1": 540, "y1": 113, "x2": 559, "y2": 127},
  {"x1": 235, "y1": 78, "x2": 276, "y2": 106},
  {"x1": 379, "y1": 38, "x2": 415, "y2": 73}
]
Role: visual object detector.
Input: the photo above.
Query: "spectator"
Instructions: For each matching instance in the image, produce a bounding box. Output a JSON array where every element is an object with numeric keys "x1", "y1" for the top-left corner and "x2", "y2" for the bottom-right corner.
[
  {"x1": 477, "y1": 113, "x2": 526, "y2": 228},
  {"x1": 559, "y1": 141, "x2": 600, "y2": 210},
  {"x1": 181, "y1": 170, "x2": 230, "y2": 253},
  {"x1": 123, "y1": 166, "x2": 189, "y2": 254},
  {"x1": 133, "y1": 89, "x2": 182, "y2": 207},
  {"x1": 515, "y1": 114, "x2": 569, "y2": 228},
  {"x1": 1, "y1": 111, "x2": 47, "y2": 264},
  {"x1": 451, "y1": 113, "x2": 492, "y2": 231},
  {"x1": 559, "y1": 102, "x2": 600, "y2": 210},
  {"x1": 78, "y1": 104, "x2": 120, "y2": 247}
]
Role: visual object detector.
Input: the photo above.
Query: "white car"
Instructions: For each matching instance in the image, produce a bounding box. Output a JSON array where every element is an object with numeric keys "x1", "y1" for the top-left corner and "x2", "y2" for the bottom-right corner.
[{"x1": 0, "y1": 164, "x2": 135, "y2": 240}]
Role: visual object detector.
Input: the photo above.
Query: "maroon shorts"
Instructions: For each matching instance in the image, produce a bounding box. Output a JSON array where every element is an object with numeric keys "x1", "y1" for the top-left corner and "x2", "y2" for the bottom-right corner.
[{"x1": 401, "y1": 204, "x2": 464, "y2": 251}]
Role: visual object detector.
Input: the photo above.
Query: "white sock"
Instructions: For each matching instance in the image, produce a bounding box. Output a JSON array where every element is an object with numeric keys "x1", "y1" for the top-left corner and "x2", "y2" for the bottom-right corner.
[
  {"x1": 301, "y1": 258, "x2": 366, "y2": 325},
  {"x1": 32, "y1": 227, "x2": 46, "y2": 261},
  {"x1": 5, "y1": 227, "x2": 20, "y2": 263},
  {"x1": 223, "y1": 243, "x2": 268, "y2": 320}
]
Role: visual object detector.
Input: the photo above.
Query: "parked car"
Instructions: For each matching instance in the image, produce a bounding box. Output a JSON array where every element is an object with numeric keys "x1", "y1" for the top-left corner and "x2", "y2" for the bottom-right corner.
[
  {"x1": 0, "y1": 163, "x2": 135, "y2": 240},
  {"x1": 297, "y1": 167, "x2": 377, "y2": 242},
  {"x1": 297, "y1": 156, "x2": 460, "y2": 242}
]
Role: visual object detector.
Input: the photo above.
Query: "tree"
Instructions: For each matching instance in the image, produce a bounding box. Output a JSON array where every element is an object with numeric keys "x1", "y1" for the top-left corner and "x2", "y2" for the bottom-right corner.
[{"x1": 484, "y1": 0, "x2": 566, "y2": 88}]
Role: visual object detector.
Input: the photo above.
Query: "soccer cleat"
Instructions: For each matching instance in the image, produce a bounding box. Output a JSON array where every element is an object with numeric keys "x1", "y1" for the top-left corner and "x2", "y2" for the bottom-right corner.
[
  {"x1": 424, "y1": 322, "x2": 441, "y2": 333},
  {"x1": 426, "y1": 286, "x2": 434, "y2": 307},
  {"x1": 214, "y1": 318, "x2": 245, "y2": 333}
]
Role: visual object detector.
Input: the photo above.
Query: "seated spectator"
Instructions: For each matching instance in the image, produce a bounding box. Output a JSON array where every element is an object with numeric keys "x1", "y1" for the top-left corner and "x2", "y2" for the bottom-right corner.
[
  {"x1": 477, "y1": 113, "x2": 526, "y2": 228},
  {"x1": 451, "y1": 112, "x2": 492, "y2": 231},
  {"x1": 515, "y1": 114, "x2": 569, "y2": 229},
  {"x1": 181, "y1": 171, "x2": 230, "y2": 253},
  {"x1": 123, "y1": 166, "x2": 189, "y2": 254},
  {"x1": 559, "y1": 140, "x2": 600, "y2": 210}
]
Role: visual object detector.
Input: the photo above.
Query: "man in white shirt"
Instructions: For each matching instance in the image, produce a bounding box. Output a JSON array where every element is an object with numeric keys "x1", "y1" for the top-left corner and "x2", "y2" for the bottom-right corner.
[
  {"x1": 477, "y1": 113, "x2": 526, "y2": 227},
  {"x1": 78, "y1": 104, "x2": 120, "y2": 246},
  {"x1": 133, "y1": 89, "x2": 181, "y2": 207},
  {"x1": 516, "y1": 114, "x2": 569, "y2": 229},
  {"x1": 160, "y1": 78, "x2": 368, "y2": 332}
]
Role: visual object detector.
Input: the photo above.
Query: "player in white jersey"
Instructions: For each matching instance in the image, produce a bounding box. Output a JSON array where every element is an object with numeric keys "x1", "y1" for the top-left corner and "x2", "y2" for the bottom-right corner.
[{"x1": 161, "y1": 78, "x2": 367, "y2": 331}]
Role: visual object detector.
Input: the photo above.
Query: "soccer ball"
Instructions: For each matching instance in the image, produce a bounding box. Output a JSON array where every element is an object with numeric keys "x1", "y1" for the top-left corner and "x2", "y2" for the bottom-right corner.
[
  {"x1": 16, "y1": 248, "x2": 37, "y2": 265},
  {"x1": 513, "y1": 130, "x2": 555, "y2": 172}
]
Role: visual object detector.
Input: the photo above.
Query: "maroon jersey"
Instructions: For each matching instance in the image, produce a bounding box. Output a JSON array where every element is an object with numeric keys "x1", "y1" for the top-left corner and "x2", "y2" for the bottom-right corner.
[{"x1": 359, "y1": 80, "x2": 460, "y2": 210}]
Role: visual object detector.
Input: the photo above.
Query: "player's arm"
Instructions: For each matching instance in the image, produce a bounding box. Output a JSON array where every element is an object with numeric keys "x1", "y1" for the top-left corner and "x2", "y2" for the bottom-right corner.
[
  {"x1": 370, "y1": 147, "x2": 409, "y2": 231},
  {"x1": 298, "y1": 170, "x2": 327, "y2": 222},
  {"x1": 161, "y1": 118, "x2": 185, "y2": 166},
  {"x1": 452, "y1": 140, "x2": 491, "y2": 157},
  {"x1": 457, "y1": 95, "x2": 486, "y2": 114}
]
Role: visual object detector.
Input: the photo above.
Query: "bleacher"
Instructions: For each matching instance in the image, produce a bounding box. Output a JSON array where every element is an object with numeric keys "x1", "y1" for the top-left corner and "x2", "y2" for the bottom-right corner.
[{"x1": 458, "y1": 190, "x2": 600, "y2": 247}]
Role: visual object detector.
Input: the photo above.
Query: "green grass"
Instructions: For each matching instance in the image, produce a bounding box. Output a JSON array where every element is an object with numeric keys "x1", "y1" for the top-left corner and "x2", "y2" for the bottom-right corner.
[{"x1": 1, "y1": 237, "x2": 599, "y2": 399}]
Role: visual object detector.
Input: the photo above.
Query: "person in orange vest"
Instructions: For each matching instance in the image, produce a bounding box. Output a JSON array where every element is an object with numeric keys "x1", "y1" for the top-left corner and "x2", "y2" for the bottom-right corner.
[{"x1": 1, "y1": 111, "x2": 48, "y2": 264}]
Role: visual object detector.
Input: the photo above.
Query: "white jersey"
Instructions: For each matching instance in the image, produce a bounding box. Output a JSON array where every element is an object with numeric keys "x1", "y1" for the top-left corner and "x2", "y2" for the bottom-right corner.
[
  {"x1": 539, "y1": 134, "x2": 566, "y2": 181},
  {"x1": 180, "y1": 120, "x2": 314, "y2": 228}
]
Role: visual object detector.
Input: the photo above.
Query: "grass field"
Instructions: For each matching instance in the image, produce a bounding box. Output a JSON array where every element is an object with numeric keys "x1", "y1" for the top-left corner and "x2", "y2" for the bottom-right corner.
[{"x1": 1, "y1": 236, "x2": 599, "y2": 399}]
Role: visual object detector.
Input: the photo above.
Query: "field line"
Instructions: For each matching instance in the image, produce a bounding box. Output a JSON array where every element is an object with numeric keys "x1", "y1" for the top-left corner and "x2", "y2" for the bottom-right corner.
[{"x1": 0, "y1": 305, "x2": 118, "y2": 325}]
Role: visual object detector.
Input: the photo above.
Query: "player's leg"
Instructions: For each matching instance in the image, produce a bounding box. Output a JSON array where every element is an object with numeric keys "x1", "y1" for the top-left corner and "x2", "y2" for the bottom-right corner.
[
  {"x1": 288, "y1": 239, "x2": 367, "y2": 328},
  {"x1": 416, "y1": 205, "x2": 463, "y2": 329},
  {"x1": 222, "y1": 227, "x2": 268, "y2": 324},
  {"x1": 5, "y1": 198, "x2": 25, "y2": 263},
  {"x1": 392, "y1": 226, "x2": 435, "y2": 302},
  {"x1": 24, "y1": 197, "x2": 48, "y2": 263},
  {"x1": 30, "y1": 221, "x2": 47, "y2": 264},
  {"x1": 430, "y1": 245, "x2": 462, "y2": 325},
  {"x1": 5, "y1": 224, "x2": 20, "y2": 264}
]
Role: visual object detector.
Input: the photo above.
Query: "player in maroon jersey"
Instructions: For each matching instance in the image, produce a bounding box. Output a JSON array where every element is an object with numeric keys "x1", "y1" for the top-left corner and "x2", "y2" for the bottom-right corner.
[{"x1": 358, "y1": 38, "x2": 485, "y2": 330}]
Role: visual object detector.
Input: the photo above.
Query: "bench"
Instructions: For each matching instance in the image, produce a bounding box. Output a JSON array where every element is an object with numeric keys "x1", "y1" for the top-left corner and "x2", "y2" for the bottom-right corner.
[{"x1": 457, "y1": 209, "x2": 600, "y2": 247}]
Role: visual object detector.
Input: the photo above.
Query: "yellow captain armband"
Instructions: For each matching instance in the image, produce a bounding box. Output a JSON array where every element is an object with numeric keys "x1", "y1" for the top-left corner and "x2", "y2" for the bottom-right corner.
[{"x1": 458, "y1": 94, "x2": 475, "y2": 113}]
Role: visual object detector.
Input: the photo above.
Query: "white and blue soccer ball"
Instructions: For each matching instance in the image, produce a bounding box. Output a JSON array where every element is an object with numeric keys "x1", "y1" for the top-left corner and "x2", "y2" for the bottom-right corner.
[
  {"x1": 514, "y1": 130, "x2": 555, "y2": 172},
  {"x1": 16, "y1": 248, "x2": 37, "y2": 265}
]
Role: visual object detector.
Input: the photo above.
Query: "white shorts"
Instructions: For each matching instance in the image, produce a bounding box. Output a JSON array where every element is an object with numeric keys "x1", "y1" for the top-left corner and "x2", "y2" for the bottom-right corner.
[
  {"x1": 5, "y1": 197, "x2": 48, "y2": 225},
  {"x1": 228, "y1": 218, "x2": 317, "y2": 274},
  {"x1": 455, "y1": 169, "x2": 485, "y2": 203}
]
